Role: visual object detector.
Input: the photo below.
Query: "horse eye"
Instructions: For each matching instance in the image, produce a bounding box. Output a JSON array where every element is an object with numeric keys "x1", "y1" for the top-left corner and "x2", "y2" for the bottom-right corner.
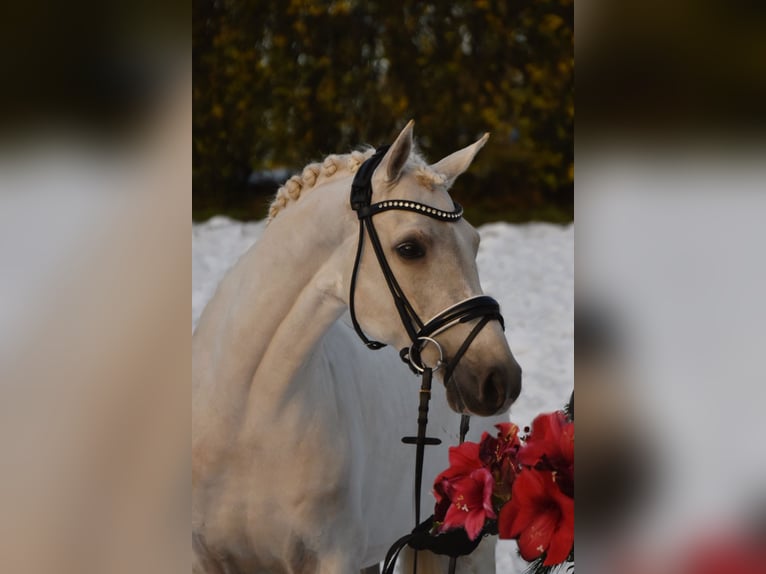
[{"x1": 396, "y1": 241, "x2": 425, "y2": 260}]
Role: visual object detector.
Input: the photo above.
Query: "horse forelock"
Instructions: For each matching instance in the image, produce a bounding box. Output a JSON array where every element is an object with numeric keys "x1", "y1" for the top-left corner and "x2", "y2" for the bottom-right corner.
[
  {"x1": 267, "y1": 147, "x2": 448, "y2": 222},
  {"x1": 402, "y1": 148, "x2": 449, "y2": 190}
]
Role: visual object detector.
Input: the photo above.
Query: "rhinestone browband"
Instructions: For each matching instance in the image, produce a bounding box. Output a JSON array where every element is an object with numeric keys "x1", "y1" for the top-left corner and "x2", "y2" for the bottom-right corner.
[{"x1": 355, "y1": 200, "x2": 464, "y2": 222}]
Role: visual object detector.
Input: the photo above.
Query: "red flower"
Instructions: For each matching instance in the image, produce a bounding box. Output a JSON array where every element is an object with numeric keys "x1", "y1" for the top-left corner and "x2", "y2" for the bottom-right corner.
[
  {"x1": 479, "y1": 423, "x2": 521, "y2": 500},
  {"x1": 518, "y1": 412, "x2": 574, "y2": 497},
  {"x1": 432, "y1": 409, "x2": 575, "y2": 565},
  {"x1": 438, "y1": 467, "x2": 497, "y2": 541},
  {"x1": 479, "y1": 423, "x2": 521, "y2": 467},
  {"x1": 433, "y1": 441, "x2": 484, "y2": 523},
  {"x1": 446, "y1": 441, "x2": 484, "y2": 475},
  {"x1": 498, "y1": 469, "x2": 574, "y2": 566}
]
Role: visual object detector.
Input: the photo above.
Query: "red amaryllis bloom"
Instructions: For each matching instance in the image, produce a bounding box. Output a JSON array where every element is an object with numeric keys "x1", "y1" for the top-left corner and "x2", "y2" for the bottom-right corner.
[
  {"x1": 433, "y1": 441, "x2": 484, "y2": 523},
  {"x1": 480, "y1": 423, "x2": 521, "y2": 467},
  {"x1": 444, "y1": 441, "x2": 484, "y2": 475},
  {"x1": 518, "y1": 412, "x2": 574, "y2": 497},
  {"x1": 479, "y1": 423, "x2": 521, "y2": 499},
  {"x1": 498, "y1": 469, "x2": 574, "y2": 566},
  {"x1": 438, "y1": 467, "x2": 497, "y2": 541}
]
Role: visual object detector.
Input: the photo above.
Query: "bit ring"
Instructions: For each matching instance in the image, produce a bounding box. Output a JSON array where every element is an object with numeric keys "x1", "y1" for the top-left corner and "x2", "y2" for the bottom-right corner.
[{"x1": 408, "y1": 336, "x2": 444, "y2": 373}]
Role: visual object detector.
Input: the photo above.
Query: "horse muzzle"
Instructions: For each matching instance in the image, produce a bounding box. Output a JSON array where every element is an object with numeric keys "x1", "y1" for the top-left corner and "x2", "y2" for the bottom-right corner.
[{"x1": 446, "y1": 353, "x2": 521, "y2": 416}]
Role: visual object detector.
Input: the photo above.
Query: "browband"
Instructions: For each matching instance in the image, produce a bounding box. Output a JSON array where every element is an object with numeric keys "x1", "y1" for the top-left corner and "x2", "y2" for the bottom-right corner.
[
  {"x1": 356, "y1": 200, "x2": 463, "y2": 222},
  {"x1": 350, "y1": 145, "x2": 463, "y2": 222}
]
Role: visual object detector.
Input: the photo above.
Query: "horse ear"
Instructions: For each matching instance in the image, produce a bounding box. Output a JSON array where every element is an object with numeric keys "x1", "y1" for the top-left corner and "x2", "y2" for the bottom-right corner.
[
  {"x1": 430, "y1": 133, "x2": 490, "y2": 185},
  {"x1": 381, "y1": 119, "x2": 414, "y2": 183}
]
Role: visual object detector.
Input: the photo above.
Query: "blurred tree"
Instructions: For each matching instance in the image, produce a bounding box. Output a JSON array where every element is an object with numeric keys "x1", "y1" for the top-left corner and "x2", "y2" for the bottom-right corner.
[{"x1": 193, "y1": 0, "x2": 573, "y2": 223}]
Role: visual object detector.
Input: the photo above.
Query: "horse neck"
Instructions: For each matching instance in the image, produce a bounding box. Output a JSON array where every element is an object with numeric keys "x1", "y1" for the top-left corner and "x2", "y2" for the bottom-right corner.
[{"x1": 192, "y1": 176, "x2": 357, "y2": 455}]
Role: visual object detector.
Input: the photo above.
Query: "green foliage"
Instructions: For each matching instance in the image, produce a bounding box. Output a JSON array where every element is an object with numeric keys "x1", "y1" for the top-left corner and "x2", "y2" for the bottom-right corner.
[{"x1": 193, "y1": 0, "x2": 573, "y2": 223}]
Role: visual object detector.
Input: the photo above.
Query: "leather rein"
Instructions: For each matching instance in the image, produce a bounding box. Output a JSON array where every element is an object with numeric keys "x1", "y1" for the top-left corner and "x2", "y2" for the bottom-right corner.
[{"x1": 347, "y1": 145, "x2": 505, "y2": 573}]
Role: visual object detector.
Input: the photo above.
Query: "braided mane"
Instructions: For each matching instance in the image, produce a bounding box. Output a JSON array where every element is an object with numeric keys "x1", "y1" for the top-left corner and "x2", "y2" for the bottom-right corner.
[{"x1": 268, "y1": 147, "x2": 448, "y2": 221}]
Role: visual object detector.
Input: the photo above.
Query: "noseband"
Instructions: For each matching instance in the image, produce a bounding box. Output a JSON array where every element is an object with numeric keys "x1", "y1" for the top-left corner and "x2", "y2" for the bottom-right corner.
[{"x1": 348, "y1": 145, "x2": 506, "y2": 573}]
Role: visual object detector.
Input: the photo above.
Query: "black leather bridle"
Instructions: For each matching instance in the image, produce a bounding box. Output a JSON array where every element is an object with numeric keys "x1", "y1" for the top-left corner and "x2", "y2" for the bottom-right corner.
[
  {"x1": 349, "y1": 145, "x2": 505, "y2": 376},
  {"x1": 347, "y1": 145, "x2": 506, "y2": 573}
]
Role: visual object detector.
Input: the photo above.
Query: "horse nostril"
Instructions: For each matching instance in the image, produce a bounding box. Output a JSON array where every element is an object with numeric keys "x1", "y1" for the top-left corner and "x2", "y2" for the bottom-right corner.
[
  {"x1": 481, "y1": 362, "x2": 522, "y2": 411},
  {"x1": 481, "y1": 369, "x2": 505, "y2": 410}
]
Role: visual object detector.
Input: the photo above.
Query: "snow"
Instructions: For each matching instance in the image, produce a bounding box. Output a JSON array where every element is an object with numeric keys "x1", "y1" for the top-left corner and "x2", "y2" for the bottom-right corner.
[{"x1": 192, "y1": 217, "x2": 573, "y2": 573}]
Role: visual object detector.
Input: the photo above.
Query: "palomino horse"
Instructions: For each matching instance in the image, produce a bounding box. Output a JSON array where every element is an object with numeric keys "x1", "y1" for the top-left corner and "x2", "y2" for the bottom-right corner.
[{"x1": 192, "y1": 121, "x2": 522, "y2": 574}]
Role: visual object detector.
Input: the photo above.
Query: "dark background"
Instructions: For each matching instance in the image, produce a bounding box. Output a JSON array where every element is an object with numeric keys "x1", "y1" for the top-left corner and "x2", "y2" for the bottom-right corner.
[{"x1": 193, "y1": 0, "x2": 573, "y2": 224}]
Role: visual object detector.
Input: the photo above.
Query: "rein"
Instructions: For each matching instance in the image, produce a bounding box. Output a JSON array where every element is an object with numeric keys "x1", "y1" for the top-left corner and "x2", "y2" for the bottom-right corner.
[{"x1": 348, "y1": 145, "x2": 505, "y2": 573}]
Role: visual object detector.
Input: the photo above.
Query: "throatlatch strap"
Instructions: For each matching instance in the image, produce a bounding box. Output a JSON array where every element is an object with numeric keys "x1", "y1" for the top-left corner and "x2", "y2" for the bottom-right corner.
[
  {"x1": 348, "y1": 145, "x2": 392, "y2": 349},
  {"x1": 348, "y1": 220, "x2": 385, "y2": 349}
]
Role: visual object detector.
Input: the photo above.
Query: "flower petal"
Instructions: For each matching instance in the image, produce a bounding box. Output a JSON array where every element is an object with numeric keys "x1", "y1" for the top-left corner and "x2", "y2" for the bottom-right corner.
[
  {"x1": 499, "y1": 468, "x2": 574, "y2": 565},
  {"x1": 441, "y1": 503, "x2": 469, "y2": 533},
  {"x1": 497, "y1": 470, "x2": 546, "y2": 538},
  {"x1": 497, "y1": 497, "x2": 522, "y2": 539},
  {"x1": 544, "y1": 482, "x2": 574, "y2": 564},
  {"x1": 475, "y1": 468, "x2": 497, "y2": 516},
  {"x1": 517, "y1": 508, "x2": 558, "y2": 562},
  {"x1": 544, "y1": 512, "x2": 574, "y2": 565},
  {"x1": 560, "y1": 423, "x2": 574, "y2": 463},
  {"x1": 448, "y1": 442, "x2": 482, "y2": 474},
  {"x1": 464, "y1": 510, "x2": 486, "y2": 541},
  {"x1": 496, "y1": 422, "x2": 520, "y2": 446}
]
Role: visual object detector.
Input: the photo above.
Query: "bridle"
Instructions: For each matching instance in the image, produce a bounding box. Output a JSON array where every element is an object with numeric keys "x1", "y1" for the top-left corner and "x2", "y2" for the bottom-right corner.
[
  {"x1": 347, "y1": 145, "x2": 506, "y2": 573},
  {"x1": 349, "y1": 144, "x2": 505, "y2": 378}
]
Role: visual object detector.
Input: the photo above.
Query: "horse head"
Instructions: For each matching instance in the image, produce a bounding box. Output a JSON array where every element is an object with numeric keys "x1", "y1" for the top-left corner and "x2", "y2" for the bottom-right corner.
[{"x1": 348, "y1": 121, "x2": 521, "y2": 416}]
